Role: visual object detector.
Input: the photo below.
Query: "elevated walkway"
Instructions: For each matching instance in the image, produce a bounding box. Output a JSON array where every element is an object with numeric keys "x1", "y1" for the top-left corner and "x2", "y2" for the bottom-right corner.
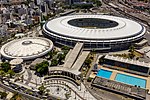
[
  {"x1": 64, "y1": 49, "x2": 72, "y2": 61},
  {"x1": 48, "y1": 42, "x2": 91, "y2": 86},
  {"x1": 64, "y1": 42, "x2": 83, "y2": 68},
  {"x1": 72, "y1": 51, "x2": 90, "y2": 71}
]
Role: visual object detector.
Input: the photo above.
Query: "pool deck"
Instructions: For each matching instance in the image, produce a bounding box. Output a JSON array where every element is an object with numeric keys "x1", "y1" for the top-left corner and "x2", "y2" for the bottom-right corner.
[
  {"x1": 98, "y1": 65, "x2": 149, "y2": 90},
  {"x1": 110, "y1": 71, "x2": 117, "y2": 80},
  {"x1": 147, "y1": 76, "x2": 150, "y2": 93}
]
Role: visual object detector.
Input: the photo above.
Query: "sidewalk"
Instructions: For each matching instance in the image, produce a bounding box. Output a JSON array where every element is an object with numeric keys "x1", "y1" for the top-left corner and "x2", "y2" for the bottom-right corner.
[{"x1": 44, "y1": 79, "x2": 96, "y2": 100}]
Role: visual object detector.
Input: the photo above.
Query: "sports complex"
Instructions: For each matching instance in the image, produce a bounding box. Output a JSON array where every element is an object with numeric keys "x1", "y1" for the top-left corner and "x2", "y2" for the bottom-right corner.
[{"x1": 43, "y1": 14, "x2": 146, "y2": 50}]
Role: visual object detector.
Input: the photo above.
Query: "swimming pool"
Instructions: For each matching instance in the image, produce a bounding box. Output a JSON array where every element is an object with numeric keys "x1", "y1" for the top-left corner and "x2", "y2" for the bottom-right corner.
[
  {"x1": 96, "y1": 69, "x2": 112, "y2": 79},
  {"x1": 115, "y1": 73, "x2": 146, "y2": 88}
]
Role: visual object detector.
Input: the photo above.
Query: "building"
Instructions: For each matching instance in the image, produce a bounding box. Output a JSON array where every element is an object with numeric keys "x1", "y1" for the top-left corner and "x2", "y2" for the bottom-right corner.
[
  {"x1": 0, "y1": 14, "x2": 2, "y2": 24},
  {"x1": 0, "y1": 37, "x2": 53, "y2": 60},
  {"x1": 66, "y1": 0, "x2": 81, "y2": 5},
  {"x1": 44, "y1": 0, "x2": 54, "y2": 8},
  {"x1": 10, "y1": 58, "x2": 23, "y2": 73},
  {"x1": 34, "y1": 0, "x2": 42, "y2": 5},
  {"x1": 43, "y1": 14, "x2": 146, "y2": 51}
]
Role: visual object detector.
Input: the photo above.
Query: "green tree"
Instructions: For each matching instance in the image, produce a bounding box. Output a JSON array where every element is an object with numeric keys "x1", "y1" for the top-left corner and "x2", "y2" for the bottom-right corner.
[
  {"x1": 0, "y1": 70, "x2": 6, "y2": 77},
  {"x1": 84, "y1": 59, "x2": 92, "y2": 66},
  {"x1": 129, "y1": 45, "x2": 135, "y2": 53},
  {"x1": 1, "y1": 62, "x2": 11, "y2": 72},
  {"x1": 98, "y1": 58, "x2": 104, "y2": 64},
  {"x1": 61, "y1": 46, "x2": 70, "y2": 55},
  {"x1": 128, "y1": 45, "x2": 135, "y2": 59},
  {"x1": 51, "y1": 59, "x2": 58, "y2": 66},
  {"x1": 7, "y1": 70, "x2": 15, "y2": 78},
  {"x1": 57, "y1": 53, "x2": 65, "y2": 64},
  {"x1": 95, "y1": 0, "x2": 102, "y2": 7},
  {"x1": 61, "y1": 46, "x2": 70, "y2": 51},
  {"x1": 47, "y1": 50, "x2": 58, "y2": 60},
  {"x1": 0, "y1": 92, "x2": 7, "y2": 99},
  {"x1": 35, "y1": 61, "x2": 49, "y2": 75},
  {"x1": 87, "y1": 77, "x2": 92, "y2": 82},
  {"x1": 38, "y1": 85, "x2": 46, "y2": 95}
]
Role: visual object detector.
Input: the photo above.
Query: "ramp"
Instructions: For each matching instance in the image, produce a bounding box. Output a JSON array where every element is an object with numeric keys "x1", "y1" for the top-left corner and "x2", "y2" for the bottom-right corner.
[{"x1": 64, "y1": 42, "x2": 83, "y2": 68}]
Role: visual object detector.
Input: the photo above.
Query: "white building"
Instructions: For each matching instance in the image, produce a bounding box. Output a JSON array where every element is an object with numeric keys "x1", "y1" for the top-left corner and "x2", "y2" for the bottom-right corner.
[
  {"x1": 1, "y1": 37, "x2": 53, "y2": 60},
  {"x1": 43, "y1": 14, "x2": 146, "y2": 51}
]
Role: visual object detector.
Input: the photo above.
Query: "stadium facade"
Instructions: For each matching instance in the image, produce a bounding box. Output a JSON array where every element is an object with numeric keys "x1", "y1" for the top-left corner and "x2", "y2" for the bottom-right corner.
[{"x1": 43, "y1": 14, "x2": 146, "y2": 50}]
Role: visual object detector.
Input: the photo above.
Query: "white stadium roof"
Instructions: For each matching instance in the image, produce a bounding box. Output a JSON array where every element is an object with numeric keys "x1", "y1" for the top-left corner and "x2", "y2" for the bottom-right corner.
[
  {"x1": 1, "y1": 37, "x2": 53, "y2": 60},
  {"x1": 44, "y1": 14, "x2": 145, "y2": 40}
]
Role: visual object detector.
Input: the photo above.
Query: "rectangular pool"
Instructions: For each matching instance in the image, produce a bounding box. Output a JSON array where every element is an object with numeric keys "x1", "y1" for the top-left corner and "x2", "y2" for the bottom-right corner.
[
  {"x1": 96, "y1": 69, "x2": 112, "y2": 79},
  {"x1": 115, "y1": 73, "x2": 146, "y2": 88}
]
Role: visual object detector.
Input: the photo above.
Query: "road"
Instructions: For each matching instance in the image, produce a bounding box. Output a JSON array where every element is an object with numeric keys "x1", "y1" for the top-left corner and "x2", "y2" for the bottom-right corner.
[
  {"x1": 102, "y1": 0, "x2": 150, "y2": 32},
  {"x1": 25, "y1": 68, "x2": 32, "y2": 85},
  {"x1": 0, "y1": 82, "x2": 40, "y2": 100}
]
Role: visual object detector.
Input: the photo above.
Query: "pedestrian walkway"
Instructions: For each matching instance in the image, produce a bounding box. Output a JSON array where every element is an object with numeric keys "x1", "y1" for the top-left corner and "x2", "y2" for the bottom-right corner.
[
  {"x1": 44, "y1": 79, "x2": 96, "y2": 100},
  {"x1": 110, "y1": 71, "x2": 117, "y2": 80},
  {"x1": 64, "y1": 42, "x2": 83, "y2": 68},
  {"x1": 72, "y1": 51, "x2": 90, "y2": 70}
]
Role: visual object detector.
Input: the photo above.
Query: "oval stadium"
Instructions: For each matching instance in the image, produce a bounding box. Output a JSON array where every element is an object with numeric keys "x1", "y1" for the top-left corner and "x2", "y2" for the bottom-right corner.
[{"x1": 43, "y1": 14, "x2": 146, "y2": 50}]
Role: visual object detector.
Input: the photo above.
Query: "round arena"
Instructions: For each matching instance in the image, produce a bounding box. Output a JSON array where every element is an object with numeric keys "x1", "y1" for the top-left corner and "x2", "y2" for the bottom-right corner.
[
  {"x1": 43, "y1": 15, "x2": 146, "y2": 50},
  {"x1": 0, "y1": 37, "x2": 53, "y2": 60}
]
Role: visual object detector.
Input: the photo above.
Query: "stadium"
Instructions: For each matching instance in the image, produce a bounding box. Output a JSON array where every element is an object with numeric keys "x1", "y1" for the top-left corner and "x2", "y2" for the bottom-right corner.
[
  {"x1": 43, "y1": 14, "x2": 146, "y2": 50},
  {"x1": 0, "y1": 37, "x2": 53, "y2": 60}
]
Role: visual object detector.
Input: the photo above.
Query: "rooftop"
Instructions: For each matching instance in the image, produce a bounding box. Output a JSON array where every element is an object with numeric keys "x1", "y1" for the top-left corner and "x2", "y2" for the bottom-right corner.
[
  {"x1": 105, "y1": 55, "x2": 150, "y2": 68},
  {"x1": 1, "y1": 37, "x2": 53, "y2": 60}
]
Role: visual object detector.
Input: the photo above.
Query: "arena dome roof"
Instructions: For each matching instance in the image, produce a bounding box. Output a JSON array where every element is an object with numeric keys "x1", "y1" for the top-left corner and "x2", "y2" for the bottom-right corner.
[
  {"x1": 44, "y1": 15, "x2": 145, "y2": 40},
  {"x1": 1, "y1": 37, "x2": 53, "y2": 60},
  {"x1": 43, "y1": 14, "x2": 146, "y2": 50}
]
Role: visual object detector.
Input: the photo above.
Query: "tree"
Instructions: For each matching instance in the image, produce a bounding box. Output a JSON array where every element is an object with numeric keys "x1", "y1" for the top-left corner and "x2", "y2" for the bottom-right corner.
[
  {"x1": 61, "y1": 46, "x2": 70, "y2": 55},
  {"x1": 0, "y1": 92, "x2": 7, "y2": 99},
  {"x1": 38, "y1": 85, "x2": 46, "y2": 95},
  {"x1": 128, "y1": 45, "x2": 135, "y2": 59},
  {"x1": 47, "y1": 51, "x2": 53, "y2": 59},
  {"x1": 1, "y1": 62, "x2": 11, "y2": 72},
  {"x1": 51, "y1": 59, "x2": 58, "y2": 66},
  {"x1": 0, "y1": 70, "x2": 6, "y2": 77},
  {"x1": 87, "y1": 77, "x2": 92, "y2": 82},
  {"x1": 129, "y1": 45, "x2": 135, "y2": 53},
  {"x1": 61, "y1": 46, "x2": 70, "y2": 51},
  {"x1": 7, "y1": 70, "x2": 15, "y2": 78},
  {"x1": 95, "y1": 0, "x2": 102, "y2": 7},
  {"x1": 10, "y1": 92, "x2": 22, "y2": 100},
  {"x1": 35, "y1": 61, "x2": 49, "y2": 75},
  {"x1": 57, "y1": 53, "x2": 65, "y2": 64},
  {"x1": 48, "y1": 50, "x2": 58, "y2": 59},
  {"x1": 84, "y1": 59, "x2": 92, "y2": 67},
  {"x1": 98, "y1": 58, "x2": 104, "y2": 64}
]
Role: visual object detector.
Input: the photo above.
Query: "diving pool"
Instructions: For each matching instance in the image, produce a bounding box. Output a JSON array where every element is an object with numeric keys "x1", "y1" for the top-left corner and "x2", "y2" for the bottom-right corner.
[
  {"x1": 96, "y1": 69, "x2": 112, "y2": 79},
  {"x1": 115, "y1": 73, "x2": 146, "y2": 88}
]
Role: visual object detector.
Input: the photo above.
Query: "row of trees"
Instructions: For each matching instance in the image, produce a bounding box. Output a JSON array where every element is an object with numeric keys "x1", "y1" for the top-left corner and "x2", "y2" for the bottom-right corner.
[
  {"x1": 0, "y1": 62, "x2": 15, "y2": 78},
  {"x1": 0, "y1": 92, "x2": 7, "y2": 99},
  {"x1": 35, "y1": 61, "x2": 49, "y2": 75},
  {"x1": 48, "y1": 46, "x2": 70, "y2": 66},
  {"x1": 34, "y1": 46, "x2": 70, "y2": 75}
]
